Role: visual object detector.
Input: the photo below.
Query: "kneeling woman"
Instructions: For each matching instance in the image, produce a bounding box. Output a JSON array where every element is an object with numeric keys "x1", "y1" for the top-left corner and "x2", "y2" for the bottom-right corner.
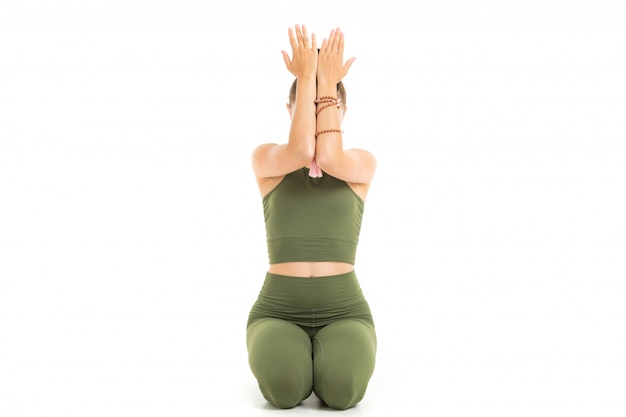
[{"x1": 247, "y1": 24, "x2": 377, "y2": 410}]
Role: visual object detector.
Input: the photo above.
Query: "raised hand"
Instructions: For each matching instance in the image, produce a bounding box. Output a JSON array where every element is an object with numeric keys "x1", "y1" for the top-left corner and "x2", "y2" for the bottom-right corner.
[
  {"x1": 317, "y1": 27, "x2": 356, "y2": 85},
  {"x1": 281, "y1": 24, "x2": 318, "y2": 79}
]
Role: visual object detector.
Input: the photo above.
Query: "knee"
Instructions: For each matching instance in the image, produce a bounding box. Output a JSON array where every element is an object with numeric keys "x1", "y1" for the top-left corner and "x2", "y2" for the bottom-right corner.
[
  {"x1": 315, "y1": 375, "x2": 367, "y2": 410},
  {"x1": 259, "y1": 371, "x2": 312, "y2": 409}
]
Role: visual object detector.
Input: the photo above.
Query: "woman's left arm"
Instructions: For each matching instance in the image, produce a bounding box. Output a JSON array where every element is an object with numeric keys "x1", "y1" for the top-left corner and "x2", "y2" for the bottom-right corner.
[{"x1": 315, "y1": 28, "x2": 376, "y2": 185}]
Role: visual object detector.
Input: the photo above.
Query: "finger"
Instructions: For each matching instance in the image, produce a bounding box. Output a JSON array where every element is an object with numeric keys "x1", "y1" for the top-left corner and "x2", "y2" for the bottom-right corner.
[
  {"x1": 335, "y1": 27, "x2": 343, "y2": 52},
  {"x1": 327, "y1": 28, "x2": 336, "y2": 52},
  {"x1": 302, "y1": 24, "x2": 310, "y2": 49},
  {"x1": 296, "y1": 24, "x2": 304, "y2": 49},
  {"x1": 320, "y1": 37, "x2": 328, "y2": 53},
  {"x1": 288, "y1": 27, "x2": 298, "y2": 50},
  {"x1": 331, "y1": 28, "x2": 340, "y2": 53},
  {"x1": 338, "y1": 30, "x2": 345, "y2": 54},
  {"x1": 311, "y1": 32, "x2": 317, "y2": 51}
]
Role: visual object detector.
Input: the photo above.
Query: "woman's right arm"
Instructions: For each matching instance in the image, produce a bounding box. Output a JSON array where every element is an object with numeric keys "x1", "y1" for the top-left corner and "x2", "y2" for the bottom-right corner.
[{"x1": 252, "y1": 25, "x2": 317, "y2": 180}]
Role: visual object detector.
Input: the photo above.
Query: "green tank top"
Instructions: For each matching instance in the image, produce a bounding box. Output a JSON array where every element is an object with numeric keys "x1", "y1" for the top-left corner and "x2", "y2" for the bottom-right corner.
[{"x1": 263, "y1": 167, "x2": 365, "y2": 265}]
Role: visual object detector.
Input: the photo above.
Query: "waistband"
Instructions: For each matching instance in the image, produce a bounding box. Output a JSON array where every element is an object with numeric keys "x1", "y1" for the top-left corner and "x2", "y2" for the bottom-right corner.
[{"x1": 258, "y1": 270, "x2": 365, "y2": 309}]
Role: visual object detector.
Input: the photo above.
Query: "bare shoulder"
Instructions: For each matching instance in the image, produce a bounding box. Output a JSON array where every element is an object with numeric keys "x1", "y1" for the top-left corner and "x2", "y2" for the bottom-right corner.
[
  {"x1": 251, "y1": 141, "x2": 312, "y2": 181},
  {"x1": 251, "y1": 143, "x2": 291, "y2": 198},
  {"x1": 250, "y1": 142, "x2": 278, "y2": 178},
  {"x1": 251, "y1": 142, "x2": 278, "y2": 164},
  {"x1": 343, "y1": 147, "x2": 377, "y2": 184},
  {"x1": 348, "y1": 148, "x2": 376, "y2": 166}
]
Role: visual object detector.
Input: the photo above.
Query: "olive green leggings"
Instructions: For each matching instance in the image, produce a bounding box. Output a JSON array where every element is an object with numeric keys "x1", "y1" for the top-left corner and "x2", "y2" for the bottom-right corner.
[{"x1": 246, "y1": 271, "x2": 376, "y2": 410}]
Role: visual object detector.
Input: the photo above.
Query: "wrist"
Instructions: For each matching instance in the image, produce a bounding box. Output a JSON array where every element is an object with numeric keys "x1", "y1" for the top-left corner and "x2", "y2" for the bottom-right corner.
[
  {"x1": 316, "y1": 83, "x2": 337, "y2": 98},
  {"x1": 297, "y1": 74, "x2": 316, "y2": 82},
  {"x1": 316, "y1": 76, "x2": 336, "y2": 86}
]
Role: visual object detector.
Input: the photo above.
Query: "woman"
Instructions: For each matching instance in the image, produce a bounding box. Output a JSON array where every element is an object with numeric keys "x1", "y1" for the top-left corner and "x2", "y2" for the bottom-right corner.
[{"x1": 246, "y1": 24, "x2": 377, "y2": 410}]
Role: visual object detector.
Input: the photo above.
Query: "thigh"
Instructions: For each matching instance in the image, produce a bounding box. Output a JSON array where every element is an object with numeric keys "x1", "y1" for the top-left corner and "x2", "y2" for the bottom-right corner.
[
  {"x1": 247, "y1": 318, "x2": 313, "y2": 372},
  {"x1": 313, "y1": 319, "x2": 377, "y2": 370},
  {"x1": 246, "y1": 318, "x2": 313, "y2": 408},
  {"x1": 312, "y1": 319, "x2": 377, "y2": 409}
]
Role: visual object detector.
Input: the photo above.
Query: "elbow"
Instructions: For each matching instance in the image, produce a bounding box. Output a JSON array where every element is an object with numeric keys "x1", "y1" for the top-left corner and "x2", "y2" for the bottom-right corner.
[
  {"x1": 299, "y1": 140, "x2": 316, "y2": 162},
  {"x1": 314, "y1": 149, "x2": 339, "y2": 172},
  {"x1": 288, "y1": 137, "x2": 315, "y2": 163}
]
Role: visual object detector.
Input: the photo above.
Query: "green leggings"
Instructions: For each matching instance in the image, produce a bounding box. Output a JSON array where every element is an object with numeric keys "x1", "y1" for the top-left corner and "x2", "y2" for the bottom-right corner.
[{"x1": 246, "y1": 271, "x2": 376, "y2": 410}]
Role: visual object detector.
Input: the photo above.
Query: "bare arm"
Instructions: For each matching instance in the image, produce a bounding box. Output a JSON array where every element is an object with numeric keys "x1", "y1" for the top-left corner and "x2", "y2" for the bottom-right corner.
[
  {"x1": 315, "y1": 28, "x2": 376, "y2": 185},
  {"x1": 252, "y1": 25, "x2": 317, "y2": 180}
]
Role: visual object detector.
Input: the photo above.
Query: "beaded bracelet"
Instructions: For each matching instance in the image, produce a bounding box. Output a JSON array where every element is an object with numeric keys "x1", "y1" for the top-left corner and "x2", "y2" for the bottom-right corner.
[
  {"x1": 314, "y1": 96, "x2": 339, "y2": 104},
  {"x1": 315, "y1": 102, "x2": 340, "y2": 116},
  {"x1": 315, "y1": 129, "x2": 343, "y2": 138},
  {"x1": 315, "y1": 96, "x2": 342, "y2": 116}
]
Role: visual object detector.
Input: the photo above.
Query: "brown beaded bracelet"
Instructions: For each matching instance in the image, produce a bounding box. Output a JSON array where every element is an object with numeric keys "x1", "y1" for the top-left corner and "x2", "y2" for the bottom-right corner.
[
  {"x1": 315, "y1": 102, "x2": 340, "y2": 116},
  {"x1": 315, "y1": 129, "x2": 343, "y2": 138},
  {"x1": 314, "y1": 96, "x2": 338, "y2": 104}
]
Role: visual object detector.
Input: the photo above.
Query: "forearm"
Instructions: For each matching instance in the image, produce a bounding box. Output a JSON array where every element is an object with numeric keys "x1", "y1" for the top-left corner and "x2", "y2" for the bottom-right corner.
[
  {"x1": 288, "y1": 75, "x2": 317, "y2": 159},
  {"x1": 314, "y1": 81, "x2": 343, "y2": 167}
]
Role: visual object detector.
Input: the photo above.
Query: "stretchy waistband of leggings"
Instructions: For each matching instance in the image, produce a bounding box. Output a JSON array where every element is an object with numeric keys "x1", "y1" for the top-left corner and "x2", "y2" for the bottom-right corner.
[
  {"x1": 247, "y1": 270, "x2": 373, "y2": 331},
  {"x1": 257, "y1": 270, "x2": 365, "y2": 309}
]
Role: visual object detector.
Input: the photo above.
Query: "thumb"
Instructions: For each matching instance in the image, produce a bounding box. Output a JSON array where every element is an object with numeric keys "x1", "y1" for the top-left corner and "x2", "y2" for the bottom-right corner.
[
  {"x1": 343, "y1": 57, "x2": 356, "y2": 74},
  {"x1": 281, "y1": 50, "x2": 292, "y2": 70}
]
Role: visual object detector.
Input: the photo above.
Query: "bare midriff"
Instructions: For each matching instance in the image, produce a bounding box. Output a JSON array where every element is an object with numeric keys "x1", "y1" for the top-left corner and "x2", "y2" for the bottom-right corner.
[{"x1": 268, "y1": 261, "x2": 354, "y2": 278}]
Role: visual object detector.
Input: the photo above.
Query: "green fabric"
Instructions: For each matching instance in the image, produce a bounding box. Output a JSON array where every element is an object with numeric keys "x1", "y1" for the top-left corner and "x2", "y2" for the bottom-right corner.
[
  {"x1": 246, "y1": 272, "x2": 376, "y2": 410},
  {"x1": 263, "y1": 168, "x2": 364, "y2": 264}
]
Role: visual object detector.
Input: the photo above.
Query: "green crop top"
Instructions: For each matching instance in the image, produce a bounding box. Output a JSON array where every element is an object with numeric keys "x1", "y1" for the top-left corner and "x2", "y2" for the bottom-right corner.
[{"x1": 263, "y1": 167, "x2": 365, "y2": 265}]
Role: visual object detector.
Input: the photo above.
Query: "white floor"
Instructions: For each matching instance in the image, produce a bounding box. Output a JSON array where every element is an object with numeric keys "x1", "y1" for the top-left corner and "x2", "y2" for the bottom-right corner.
[{"x1": 5, "y1": 261, "x2": 625, "y2": 417}]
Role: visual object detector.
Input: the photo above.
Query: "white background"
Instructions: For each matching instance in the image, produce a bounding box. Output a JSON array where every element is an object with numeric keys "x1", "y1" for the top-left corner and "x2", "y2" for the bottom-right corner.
[{"x1": 1, "y1": 1, "x2": 625, "y2": 416}]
